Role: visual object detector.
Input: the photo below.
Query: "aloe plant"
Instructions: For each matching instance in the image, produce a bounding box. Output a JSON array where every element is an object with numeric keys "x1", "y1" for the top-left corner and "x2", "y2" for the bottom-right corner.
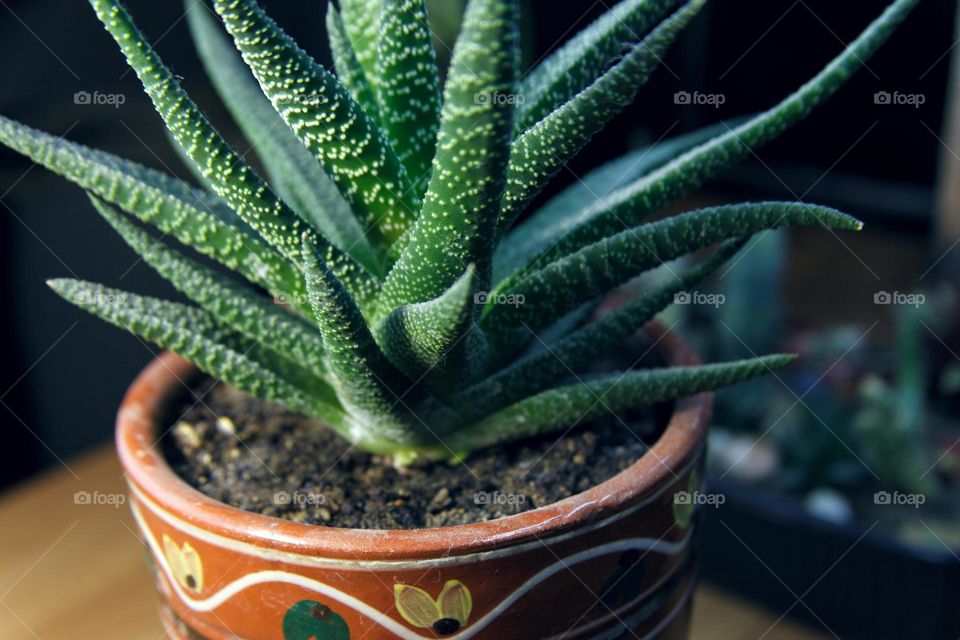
[{"x1": 1, "y1": 0, "x2": 916, "y2": 461}]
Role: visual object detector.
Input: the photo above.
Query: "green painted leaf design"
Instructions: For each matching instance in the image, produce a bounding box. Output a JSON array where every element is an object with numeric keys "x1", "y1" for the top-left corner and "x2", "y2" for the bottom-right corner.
[
  {"x1": 379, "y1": 0, "x2": 520, "y2": 317},
  {"x1": 484, "y1": 203, "x2": 861, "y2": 345},
  {"x1": 375, "y1": 0, "x2": 441, "y2": 197},
  {"x1": 673, "y1": 471, "x2": 700, "y2": 528},
  {"x1": 449, "y1": 355, "x2": 795, "y2": 451},
  {"x1": 213, "y1": 0, "x2": 418, "y2": 253},
  {"x1": 498, "y1": 0, "x2": 706, "y2": 237},
  {"x1": 282, "y1": 600, "x2": 350, "y2": 640}
]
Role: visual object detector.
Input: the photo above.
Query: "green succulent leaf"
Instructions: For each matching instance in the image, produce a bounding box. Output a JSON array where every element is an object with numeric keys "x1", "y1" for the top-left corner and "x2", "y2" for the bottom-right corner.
[
  {"x1": 515, "y1": 0, "x2": 918, "y2": 271},
  {"x1": 494, "y1": 120, "x2": 734, "y2": 281},
  {"x1": 91, "y1": 195, "x2": 328, "y2": 378},
  {"x1": 379, "y1": 0, "x2": 520, "y2": 317},
  {"x1": 90, "y1": 0, "x2": 378, "y2": 308},
  {"x1": 449, "y1": 354, "x2": 795, "y2": 451},
  {"x1": 377, "y1": 265, "x2": 487, "y2": 387},
  {"x1": 186, "y1": 2, "x2": 379, "y2": 275},
  {"x1": 499, "y1": 0, "x2": 706, "y2": 237},
  {"x1": 213, "y1": 0, "x2": 418, "y2": 254},
  {"x1": 374, "y1": 0, "x2": 442, "y2": 197},
  {"x1": 339, "y1": 0, "x2": 384, "y2": 90},
  {"x1": 515, "y1": 0, "x2": 681, "y2": 133},
  {"x1": 461, "y1": 238, "x2": 745, "y2": 417},
  {"x1": 0, "y1": 115, "x2": 305, "y2": 306},
  {"x1": 485, "y1": 203, "x2": 861, "y2": 346},
  {"x1": 326, "y1": 3, "x2": 382, "y2": 123},
  {"x1": 47, "y1": 278, "x2": 343, "y2": 422},
  {"x1": 92, "y1": 1, "x2": 295, "y2": 259},
  {"x1": 302, "y1": 238, "x2": 432, "y2": 446}
]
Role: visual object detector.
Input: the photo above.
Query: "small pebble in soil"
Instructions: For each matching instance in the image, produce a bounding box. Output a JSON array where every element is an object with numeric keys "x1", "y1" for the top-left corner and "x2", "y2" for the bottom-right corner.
[{"x1": 215, "y1": 416, "x2": 236, "y2": 436}]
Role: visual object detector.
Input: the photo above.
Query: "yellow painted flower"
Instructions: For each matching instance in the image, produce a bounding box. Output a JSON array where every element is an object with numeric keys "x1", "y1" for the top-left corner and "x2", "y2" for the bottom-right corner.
[
  {"x1": 162, "y1": 534, "x2": 203, "y2": 593},
  {"x1": 394, "y1": 580, "x2": 472, "y2": 635}
]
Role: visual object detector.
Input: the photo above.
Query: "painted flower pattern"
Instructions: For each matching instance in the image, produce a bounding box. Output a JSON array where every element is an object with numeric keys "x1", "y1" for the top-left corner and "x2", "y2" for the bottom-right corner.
[
  {"x1": 162, "y1": 534, "x2": 203, "y2": 593},
  {"x1": 395, "y1": 580, "x2": 472, "y2": 635}
]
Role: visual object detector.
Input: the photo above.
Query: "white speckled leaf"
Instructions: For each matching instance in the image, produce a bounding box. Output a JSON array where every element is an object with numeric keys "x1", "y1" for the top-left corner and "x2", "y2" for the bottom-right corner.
[
  {"x1": 494, "y1": 120, "x2": 734, "y2": 282},
  {"x1": 302, "y1": 238, "x2": 433, "y2": 447},
  {"x1": 326, "y1": 4, "x2": 382, "y2": 123},
  {"x1": 47, "y1": 278, "x2": 346, "y2": 424},
  {"x1": 92, "y1": 196, "x2": 328, "y2": 378},
  {"x1": 340, "y1": 0, "x2": 384, "y2": 91},
  {"x1": 187, "y1": 3, "x2": 379, "y2": 275},
  {"x1": 515, "y1": 0, "x2": 681, "y2": 133},
  {"x1": 484, "y1": 203, "x2": 861, "y2": 344},
  {"x1": 377, "y1": 265, "x2": 487, "y2": 387},
  {"x1": 450, "y1": 355, "x2": 795, "y2": 451},
  {"x1": 515, "y1": 0, "x2": 918, "y2": 272},
  {"x1": 375, "y1": 0, "x2": 441, "y2": 198},
  {"x1": 460, "y1": 239, "x2": 744, "y2": 416},
  {"x1": 90, "y1": 0, "x2": 376, "y2": 308},
  {"x1": 498, "y1": 0, "x2": 706, "y2": 237},
  {"x1": 379, "y1": 0, "x2": 520, "y2": 318},
  {"x1": 213, "y1": 0, "x2": 418, "y2": 254},
  {"x1": 0, "y1": 114, "x2": 303, "y2": 306}
]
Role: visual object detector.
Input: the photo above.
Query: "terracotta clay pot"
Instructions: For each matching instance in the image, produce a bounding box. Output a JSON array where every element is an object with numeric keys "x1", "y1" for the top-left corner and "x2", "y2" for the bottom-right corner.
[{"x1": 117, "y1": 323, "x2": 713, "y2": 640}]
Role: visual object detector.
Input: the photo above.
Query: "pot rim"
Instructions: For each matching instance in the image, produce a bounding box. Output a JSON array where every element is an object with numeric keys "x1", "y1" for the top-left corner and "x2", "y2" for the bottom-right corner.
[{"x1": 117, "y1": 322, "x2": 712, "y2": 561}]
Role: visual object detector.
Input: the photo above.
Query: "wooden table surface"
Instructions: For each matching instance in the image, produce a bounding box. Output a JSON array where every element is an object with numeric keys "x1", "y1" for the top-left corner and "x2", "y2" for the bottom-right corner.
[{"x1": 0, "y1": 447, "x2": 826, "y2": 640}]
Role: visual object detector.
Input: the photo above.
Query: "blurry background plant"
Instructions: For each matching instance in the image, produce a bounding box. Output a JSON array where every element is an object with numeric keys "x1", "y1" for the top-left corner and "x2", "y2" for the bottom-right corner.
[{"x1": 642, "y1": 225, "x2": 960, "y2": 548}]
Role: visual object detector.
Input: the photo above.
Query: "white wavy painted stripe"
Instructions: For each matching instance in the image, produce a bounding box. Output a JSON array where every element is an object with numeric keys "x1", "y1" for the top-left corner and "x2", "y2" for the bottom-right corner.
[
  {"x1": 134, "y1": 502, "x2": 691, "y2": 640},
  {"x1": 127, "y1": 448, "x2": 701, "y2": 570}
]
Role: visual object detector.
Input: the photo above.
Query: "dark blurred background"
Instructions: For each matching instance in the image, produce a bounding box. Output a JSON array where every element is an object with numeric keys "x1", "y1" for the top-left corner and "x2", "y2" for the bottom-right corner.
[{"x1": 0, "y1": 0, "x2": 953, "y2": 488}]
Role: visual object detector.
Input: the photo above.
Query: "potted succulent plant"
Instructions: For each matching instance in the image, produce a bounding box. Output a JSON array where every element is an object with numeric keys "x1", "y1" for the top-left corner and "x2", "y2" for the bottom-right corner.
[{"x1": 0, "y1": 0, "x2": 917, "y2": 637}]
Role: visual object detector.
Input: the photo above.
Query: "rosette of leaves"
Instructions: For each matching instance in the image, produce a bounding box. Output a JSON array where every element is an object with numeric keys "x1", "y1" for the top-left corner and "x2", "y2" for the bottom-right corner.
[{"x1": 0, "y1": 0, "x2": 917, "y2": 461}]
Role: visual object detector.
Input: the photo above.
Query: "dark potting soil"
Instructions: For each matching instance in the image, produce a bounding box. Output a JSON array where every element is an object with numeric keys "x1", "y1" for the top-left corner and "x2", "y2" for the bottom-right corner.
[{"x1": 163, "y1": 353, "x2": 671, "y2": 529}]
